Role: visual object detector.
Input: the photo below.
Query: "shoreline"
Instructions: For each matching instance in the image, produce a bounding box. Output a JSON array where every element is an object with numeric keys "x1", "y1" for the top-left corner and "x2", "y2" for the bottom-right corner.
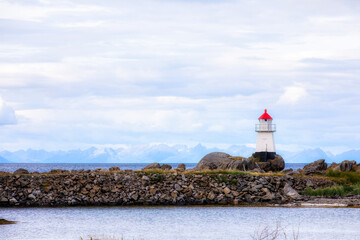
[{"x1": 2, "y1": 169, "x2": 357, "y2": 208}]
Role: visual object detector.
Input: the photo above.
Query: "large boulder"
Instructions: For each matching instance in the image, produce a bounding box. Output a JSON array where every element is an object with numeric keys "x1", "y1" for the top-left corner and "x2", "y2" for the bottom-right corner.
[
  {"x1": 175, "y1": 163, "x2": 186, "y2": 172},
  {"x1": 249, "y1": 154, "x2": 285, "y2": 172},
  {"x1": 217, "y1": 157, "x2": 255, "y2": 171},
  {"x1": 160, "y1": 164, "x2": 172, "y2": 171},
  {"x1": 142, "y1": 162, "x2": 161, "y2": 170},
  {"x1": 283, "y1": 183, "x2": 301, "y2": 200},
  {"x1": 269, "y1": 155, "x2": 285, "y2": 171},
  {"x1": 193, "y1": 152, "x2": 232, "y2": 171},
  {"x1": 13, "y1": 168, "x2": 29, "y2": 175},
  {"x1": 109, "y1": 166, "x2": 120, "y2": 172},
  {"x1": 303, "y1": 159, "x2": 327, "y2": 175},
  {"x1": 332, "y1": 160, "x2": 357, "y2": 172}
]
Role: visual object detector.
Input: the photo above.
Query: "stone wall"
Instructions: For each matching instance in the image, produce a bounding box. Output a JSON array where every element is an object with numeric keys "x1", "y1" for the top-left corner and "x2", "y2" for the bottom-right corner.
[{"x1": 0, "y1": 171, "x2": 333, "y2": 207}]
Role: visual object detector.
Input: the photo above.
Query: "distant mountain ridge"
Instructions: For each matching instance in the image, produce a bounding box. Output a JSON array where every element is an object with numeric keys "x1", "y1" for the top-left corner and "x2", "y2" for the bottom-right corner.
[
  {"x1": 0, "y1": 155, "x2": 9, "y2": 163},
  {"x1": 0, "y1": 144, "x2": 359, "y2": 163}
]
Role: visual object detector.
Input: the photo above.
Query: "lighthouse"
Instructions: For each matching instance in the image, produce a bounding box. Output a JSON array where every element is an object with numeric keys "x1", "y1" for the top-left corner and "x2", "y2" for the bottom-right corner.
[{"x1": 255, "y1": 109, "x2": 276, "y2": 162}]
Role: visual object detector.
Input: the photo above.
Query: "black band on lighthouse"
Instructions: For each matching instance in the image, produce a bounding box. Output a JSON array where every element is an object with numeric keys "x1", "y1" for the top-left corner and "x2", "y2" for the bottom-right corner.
[{"x1": 254, "y1": 152, "x2": 276, "y2": 162}]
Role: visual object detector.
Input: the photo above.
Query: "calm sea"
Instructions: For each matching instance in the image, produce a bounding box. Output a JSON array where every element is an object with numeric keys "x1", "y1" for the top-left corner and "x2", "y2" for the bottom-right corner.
[
  {"x1": 1, "y1": 206, "x2": 360, "y2": 240},
  {"x1": 0, "y1": 163, "x2": 306, "y2": 173}
]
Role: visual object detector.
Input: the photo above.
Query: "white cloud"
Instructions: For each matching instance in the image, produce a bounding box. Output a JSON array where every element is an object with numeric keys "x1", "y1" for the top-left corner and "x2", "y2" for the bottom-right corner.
[
  {"x1": 0, "y1": 97, "x2": 17, "y2": 125},
  {"x1": 0, "y1": 0, "x2": 359, "y2": 151},
  {"x1": 277, "y1": 86, "x2": 308, "y2": 105}
]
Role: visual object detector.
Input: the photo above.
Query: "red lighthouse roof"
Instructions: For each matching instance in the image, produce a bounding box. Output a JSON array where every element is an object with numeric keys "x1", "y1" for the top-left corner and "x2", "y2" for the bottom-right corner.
[{"x1": 258, "y1": 109, "x2": 273, "y2": 120}]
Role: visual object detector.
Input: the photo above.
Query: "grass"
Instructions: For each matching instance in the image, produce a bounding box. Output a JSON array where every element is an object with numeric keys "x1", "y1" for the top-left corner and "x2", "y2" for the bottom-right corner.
[
  {"x1": 303, "y1": 184, "x2": 360, "y2": 197},
  {"x1": 140, "y1": 169, "x2": 169, "y2": 174},
  {"x1": 0, "y1": 219, "x2": 17, "y2": 225},
  {"x1": 326, "y1": 170, "x2": 360, "y2": 185},
  {"x1": 302, "y1": 170, "x2": 360, "y2": 197},
  {"x1": 193, "y1": 170, "x2": 250, "y2": 175}
]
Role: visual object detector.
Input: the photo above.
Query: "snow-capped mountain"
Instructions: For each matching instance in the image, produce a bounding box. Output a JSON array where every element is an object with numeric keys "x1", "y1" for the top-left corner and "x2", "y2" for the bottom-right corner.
[{"x1": 0, "y1": 144, "x2": 359, "y2": 163}]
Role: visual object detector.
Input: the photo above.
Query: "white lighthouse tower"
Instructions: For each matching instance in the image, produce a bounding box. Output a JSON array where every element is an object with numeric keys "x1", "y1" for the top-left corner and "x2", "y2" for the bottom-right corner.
[{"x1": 255, "y1": 109, "x2": 276, "y2": 162}]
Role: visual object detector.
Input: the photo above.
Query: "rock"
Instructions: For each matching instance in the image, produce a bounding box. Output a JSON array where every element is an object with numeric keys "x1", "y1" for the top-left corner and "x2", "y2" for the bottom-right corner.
[
  {"x1": 268, "y1": 155, "x2": 285, "y2": 171},
  {"x1": 207, "y1": 191, "x2": 216, "y2": 200},
  {"x1": 174, "y1": 184, "x2": 182, "y2": 191},
  {"x1": 193, "y1": 152, "x2": 232, "y2": 171},
  {"x1": 336, "y1": 160, "x2": 357, "y2": 172},
  {"x1": 13, "y1": 168, "x2": 29, "y2": 175},
  {"x1": 142, "y1": 175, "x2": 150, "y2": 181},
  {"x1": 262, "y1": 188, "x2": 275, "y2": 201},
  {"x1": 109, "y1": 166, "x2": 120, "y2": 172},
  {"x1": 303, "y1": 159, "x2": 327, "y2": 175},
  {"x1": 283, "y1": 183, "x2": 301, "y2": 200},
  {"x1": 9, "y1": 197, "x2": 18, "y2": 204},
  {"x1": 355, "y1": 164, "x2": 360, "y2": 172},
  {"x1": 218, "y1": 157, "x2": 255, "y2": 171},
  {"x1": 254, "y1": 162, "x2": 271, "y2": 172},
  {"x1": 328, "y1": 162, "x2": 338, "y2": 169},
  {"x1": 161, "y1": 164, "x2": 172, "y2": 171},
  {"x1": 49, "y1": 169, "x2": 70, "y2": 174},
  {"x1": 142, "y1": 163, "x2": 161, "y2": 170},
  {"x1": 248, "y1": 154, "x2": 285, "y2": 172},
  {"x1": 28, "y1": 194, "x2": 36, "y2": 200},
  {"x1": 93, "y1": 168, "x2": 108, "y2": 173},
  {"x1": 175, "y1": 163, "x2": 186, "y2": 172},
  {"x1": 282, "y1": 168, "x2": 294, "y2": 175}
]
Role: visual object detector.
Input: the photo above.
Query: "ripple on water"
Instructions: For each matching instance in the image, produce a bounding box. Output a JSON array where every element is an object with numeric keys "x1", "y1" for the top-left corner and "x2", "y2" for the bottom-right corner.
[{"x1": 1, "y1": 206, "x2": 360, "y2": 240}]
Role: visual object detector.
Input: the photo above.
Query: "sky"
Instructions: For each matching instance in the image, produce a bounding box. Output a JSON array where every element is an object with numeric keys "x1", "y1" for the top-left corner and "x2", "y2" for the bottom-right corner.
[{"x1": 0, "y1": 0, "x2": 359, "y2": 154}]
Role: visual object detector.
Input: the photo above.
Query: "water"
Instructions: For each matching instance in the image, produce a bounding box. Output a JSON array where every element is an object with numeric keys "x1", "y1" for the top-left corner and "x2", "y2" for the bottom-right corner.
[
  {"x1": 1, "y1": 206, "x2": 360, "y2": 240},
  {"x1": 0, "y1": 163, "x2": 306, "y2": 173}
]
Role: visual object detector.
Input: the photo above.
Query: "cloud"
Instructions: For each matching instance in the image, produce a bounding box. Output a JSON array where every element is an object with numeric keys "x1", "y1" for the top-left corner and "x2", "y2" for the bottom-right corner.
[
  {"x1": 277, "y1": 86, "x2": 308, "y2": 105},
  {"x1": 0, "y1": 0, "x2": 359, "y2": 151},
  {"x1": 0, "y1": 97, "x2": 17, "y2": 125}
]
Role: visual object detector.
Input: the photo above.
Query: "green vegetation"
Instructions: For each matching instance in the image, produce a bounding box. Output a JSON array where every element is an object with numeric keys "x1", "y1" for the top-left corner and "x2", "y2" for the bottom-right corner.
[
  {"x1": 326, "y1": 170, "x2": 360, "y2": 185},
  {"x1": 141, "y1": 169, "x2": 166, "y2": 174},
  {"x1": 302, "y1": 170, "x2": 360, "y2": 197},
  {"x1": 303, "y1": 184, "x2": 360, "y2": 197},
  {"x1": 194, "y1": 170, "x2": 249, "y2": 175}
]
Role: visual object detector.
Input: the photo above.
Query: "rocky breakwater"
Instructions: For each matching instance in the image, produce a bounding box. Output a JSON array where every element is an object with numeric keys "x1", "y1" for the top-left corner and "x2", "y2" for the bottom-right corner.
[{"x1": 0, "y1": 169, "x2": 332, "y2": 207}]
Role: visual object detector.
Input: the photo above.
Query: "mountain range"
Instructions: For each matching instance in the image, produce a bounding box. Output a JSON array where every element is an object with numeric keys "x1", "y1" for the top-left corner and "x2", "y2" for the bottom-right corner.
[{"x1": 0, "y1": 144, "x2": 359, "y2": 163}]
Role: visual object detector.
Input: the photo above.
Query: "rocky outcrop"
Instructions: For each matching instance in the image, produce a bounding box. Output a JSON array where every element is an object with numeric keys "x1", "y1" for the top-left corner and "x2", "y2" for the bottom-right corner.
[
  {"x1": 142, "y1": 163, "x2": 161, "y2": 170},
  {"x1": 175, "y1": 164, "x2": 186, "y2": 172},
  {"x1": 161, "y1": 164, "x2": 172, "y2": 171},
  {"x1": 142, "y1": 163, "x2": 173, "y2": 171},
  {"x1": 331, "y1": 160, "x2": 357, "y2": 172},
  {"x1": 268, "y1": 155, "x2": 285, "y2": 171},
  {"x1": 303, "y1": 159, "x2": 327, "y2": 175},
  {"x1": 0, "y1": 170, "x2": 334, "y2": 207},
  {"x1": 109, "y1": 167, "x2": 121, "y2": 172},
  {"x1": 193, "y1": 152, "x2": 232, "y2": 171},
  {"x1": 217, "y1": 157, "x2": 256, "y2": 171},
  {"x1": 194, "y1": 152, "x2": 284, "y2": 172},
  {"x1": 13, "y1": 168, "x2": 29, "y2": 175},
  {"x1": 248, "y1": 154, "x2": 285, "y2": 172}
]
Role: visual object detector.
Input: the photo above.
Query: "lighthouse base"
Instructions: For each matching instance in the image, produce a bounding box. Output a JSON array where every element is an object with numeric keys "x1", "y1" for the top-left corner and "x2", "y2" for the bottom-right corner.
[{"x1": 254, "y1": 152, "x2": 276, "y2": 162}]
